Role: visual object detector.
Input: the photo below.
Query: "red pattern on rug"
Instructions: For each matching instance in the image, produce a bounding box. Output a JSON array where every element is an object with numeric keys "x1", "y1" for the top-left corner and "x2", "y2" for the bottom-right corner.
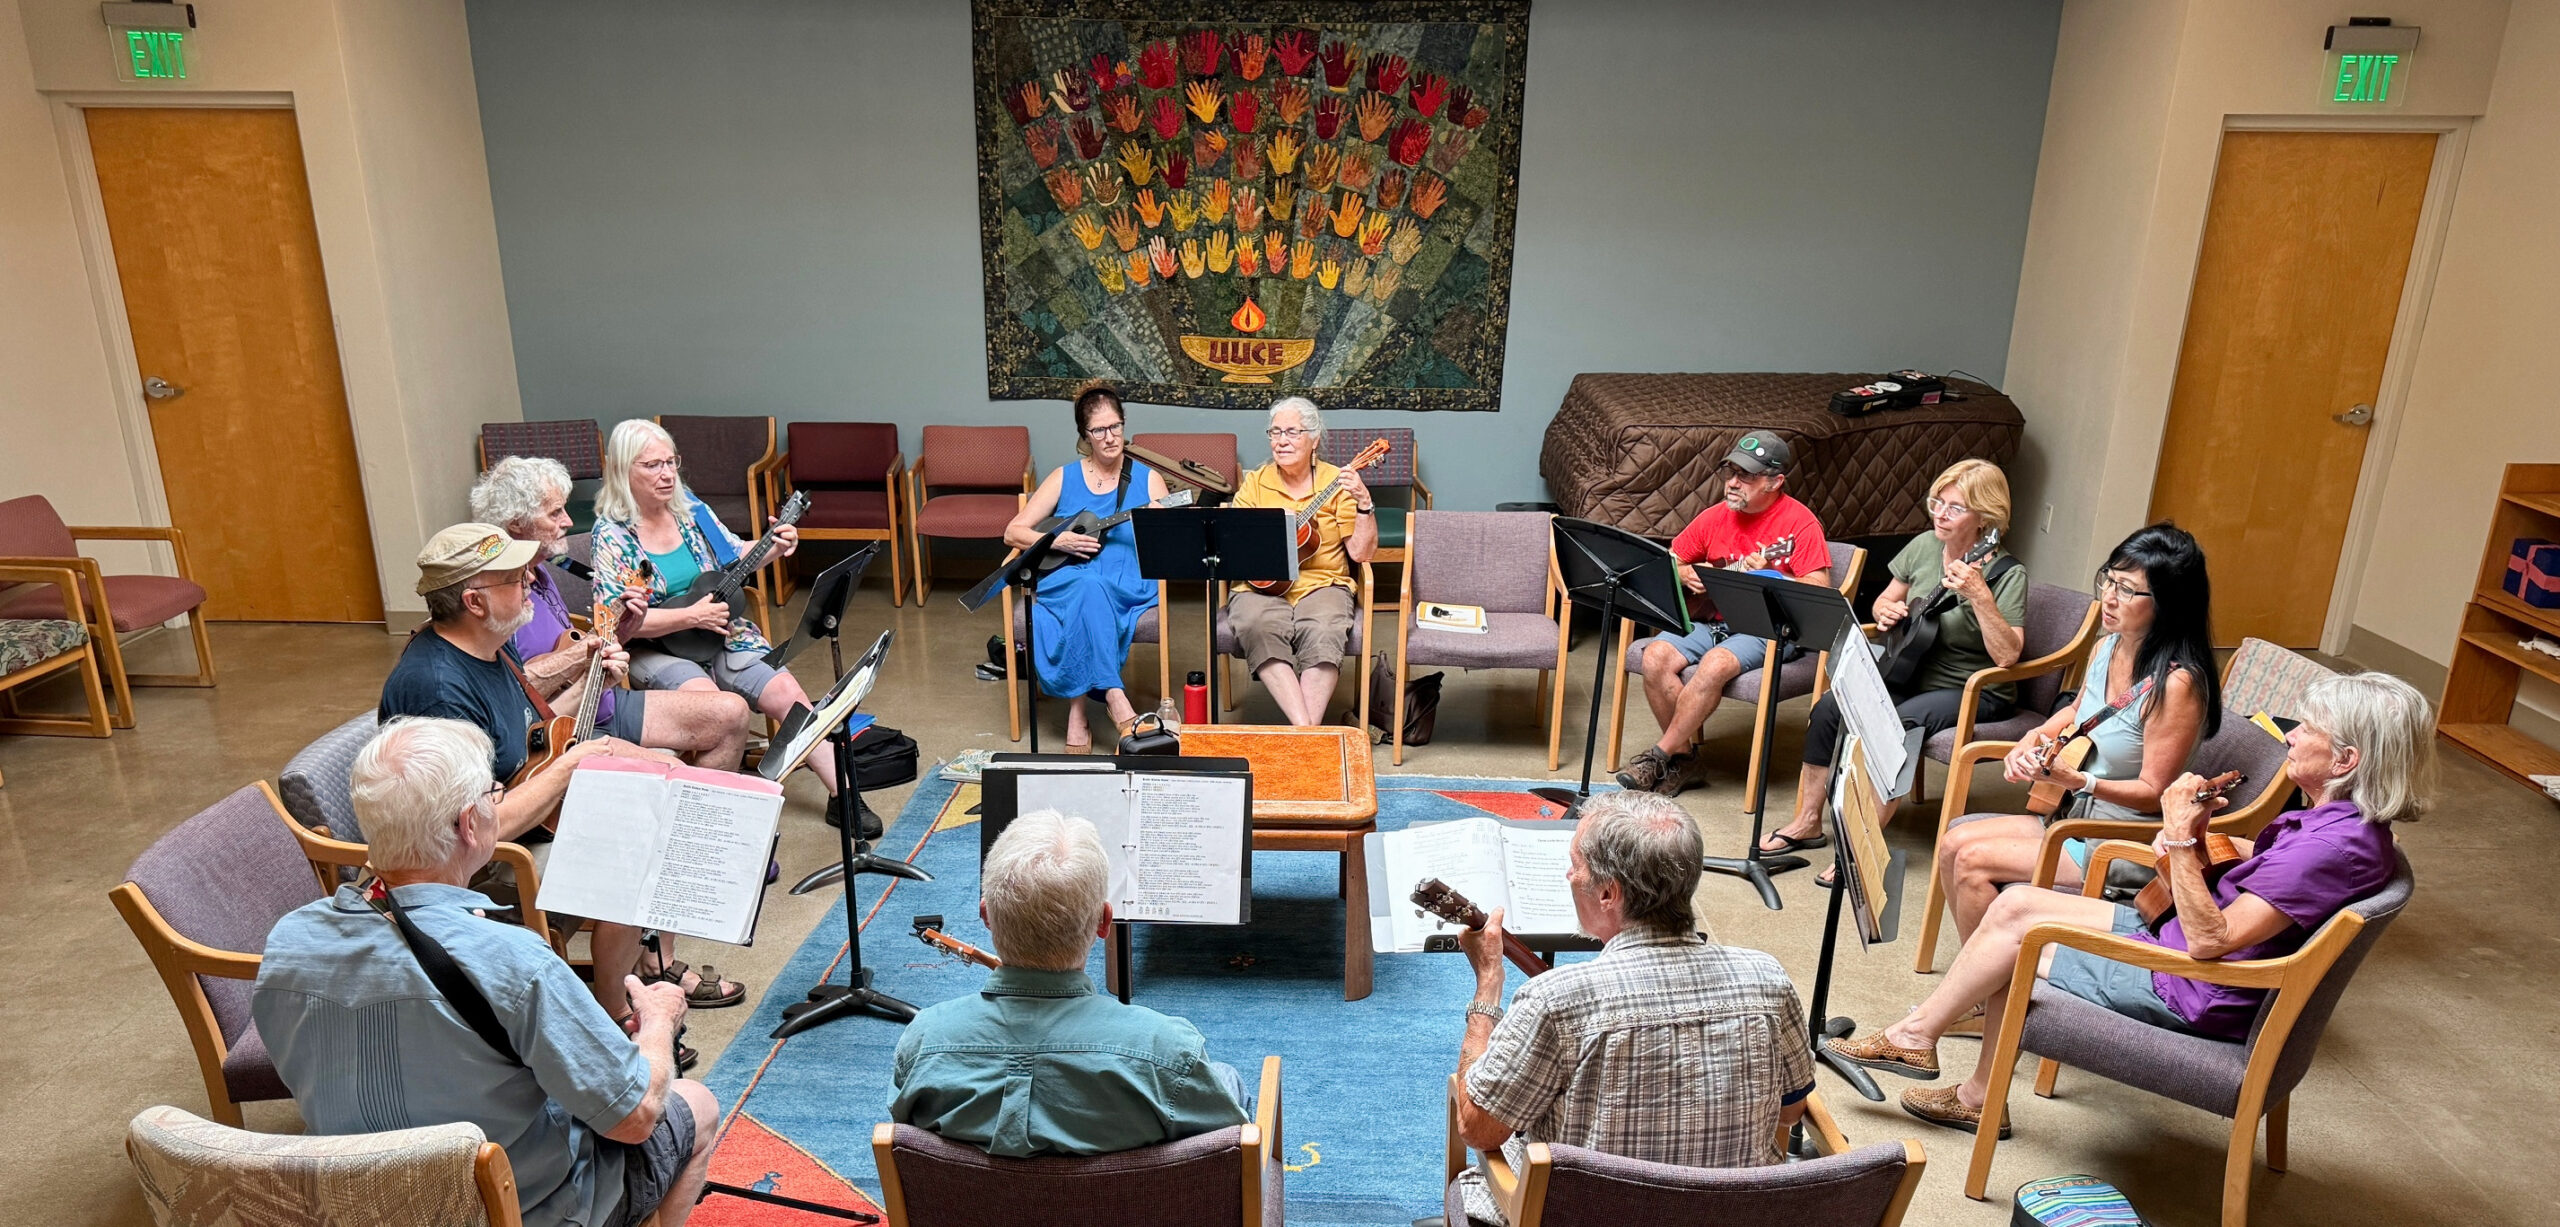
[
  {"x1": 1420, "y1": 789, "x2": 1575, "y2": 823},
  {"x1": 696, "y1": 1112, "x2": 882, "y2": 1225}
]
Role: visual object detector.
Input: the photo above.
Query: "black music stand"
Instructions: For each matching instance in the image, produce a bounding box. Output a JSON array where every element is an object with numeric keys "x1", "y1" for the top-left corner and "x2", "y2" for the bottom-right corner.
[
  {"x1": 1132, "y1": 506, "x2": 1293, "y2": 723},
  {"x1": 1687, "y1": 569, "x2": 1858, "y2": 911},
  {"x1": 1803, "y1": 723, "x2": 1922, "y2": 1107},
  {"x1": 762, "y1": 544, "x2": 878, "y2": 671},
  {"x1": 767, "y1": 634, "x2": 932, "y2": 1039},
  {"x1": 1532, "y1": 518, "x2": 1690, "y2": 818}
]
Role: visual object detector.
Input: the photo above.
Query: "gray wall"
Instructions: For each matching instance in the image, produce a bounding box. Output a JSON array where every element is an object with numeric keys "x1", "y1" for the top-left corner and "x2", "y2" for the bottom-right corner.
[{"x1": 466, "y1": 0, "x2": 2060, "y2": 512}]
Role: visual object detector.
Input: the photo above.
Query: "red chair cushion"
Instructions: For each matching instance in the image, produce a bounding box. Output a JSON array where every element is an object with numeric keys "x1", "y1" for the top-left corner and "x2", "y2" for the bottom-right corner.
[
  {"x1": 0, "y1": 495, "x2": 76, "y2": 558},
  {"x1": 658, "y1": 415, "x2": 771, "y2": 497},
  {"x1": 918, "y1": 425, "x2": 1031, "y2": 489},
  {"x1": 0, "y1": 573, "x2": 206, "y2": 630},
  {"x1": 802, "y1": 490, "x2": 894, "y2": 532},
  {"x1": 915, "y1": 493, "x2": 1019, "y2": 539}
]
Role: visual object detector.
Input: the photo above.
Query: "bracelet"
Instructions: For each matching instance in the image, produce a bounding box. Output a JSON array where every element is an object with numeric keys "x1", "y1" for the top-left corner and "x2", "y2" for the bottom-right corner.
[
  {"x1": 1465, "y1": 1002, "x2": 1504, "y2": 1022},
  {"x1": 2160, "y1": 836, "x2": 2199, "y2": 848}
]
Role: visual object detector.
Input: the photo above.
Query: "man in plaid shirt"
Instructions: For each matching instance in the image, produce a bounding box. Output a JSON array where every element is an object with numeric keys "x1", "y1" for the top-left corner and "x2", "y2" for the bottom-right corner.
[{"x1": 1435, "y1": 791, "x2": 1817, "y2": 1226}]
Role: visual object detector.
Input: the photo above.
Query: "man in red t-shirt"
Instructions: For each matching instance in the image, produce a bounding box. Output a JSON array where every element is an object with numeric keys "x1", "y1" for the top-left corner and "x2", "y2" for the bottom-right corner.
[{"x1": 1616, "y1": 433, "x2": 1833, "y2": 795}]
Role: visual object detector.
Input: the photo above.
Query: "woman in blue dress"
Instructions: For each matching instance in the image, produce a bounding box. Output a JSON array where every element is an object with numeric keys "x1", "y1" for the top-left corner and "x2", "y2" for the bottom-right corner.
[{"x1": 1001, "y1": 384, "x2": 1170, "y2": 750}]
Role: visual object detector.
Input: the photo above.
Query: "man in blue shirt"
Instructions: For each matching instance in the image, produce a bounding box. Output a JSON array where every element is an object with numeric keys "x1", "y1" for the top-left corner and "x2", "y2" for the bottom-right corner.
[
  {"x1": 254, "y1": 717, "x2": 718, "y2": 1227},
  {"x1": 890, "y1": 810, "x2": 1251, "y2": 1157}
]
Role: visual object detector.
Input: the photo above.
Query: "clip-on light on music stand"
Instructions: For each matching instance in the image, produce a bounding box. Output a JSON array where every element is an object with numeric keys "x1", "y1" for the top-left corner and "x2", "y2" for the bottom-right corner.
[
  {"x1": 1132, "y1": 506, "x2": 1294, "y2": 724},
  {"x1": 1533, "y1": 518, "x2": 1690, "y2": 819},
  {"x1": 1685, "y1": 569, "x2": 1857, "y2": 910}
]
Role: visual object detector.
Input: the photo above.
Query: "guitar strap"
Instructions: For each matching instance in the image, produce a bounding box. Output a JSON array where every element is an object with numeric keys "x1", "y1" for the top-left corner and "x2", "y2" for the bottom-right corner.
[
  {"x1": 686, "y1": 495, "x2": 742, "y2": 567},
  {"x1": 499, "y1": 645, "x2": 560, "y2": 722}
]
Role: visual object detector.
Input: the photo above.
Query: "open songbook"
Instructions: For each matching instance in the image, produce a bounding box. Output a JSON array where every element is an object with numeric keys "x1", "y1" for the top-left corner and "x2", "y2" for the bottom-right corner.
[
  {"x1": 1372, "y1": 817, "x2": 1581, "y2": 953},
  {"x1": 986, "y1": 761, "x2": 1254, "y2": 925},
  {"x1": 535, "y1": 759, "x2": 783, "y2": 945}
]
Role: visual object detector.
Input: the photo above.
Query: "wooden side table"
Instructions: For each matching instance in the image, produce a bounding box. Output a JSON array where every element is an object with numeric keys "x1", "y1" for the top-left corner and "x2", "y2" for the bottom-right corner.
[{"x1": 1105, "y1": 724, "x2": 1380, "y2": 1001}]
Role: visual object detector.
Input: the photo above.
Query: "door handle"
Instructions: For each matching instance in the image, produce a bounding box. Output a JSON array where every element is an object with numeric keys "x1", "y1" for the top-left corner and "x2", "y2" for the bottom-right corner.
[
  {"x1": 143, "y1": 376, "x2": 185, "y2": 401},
  {"x1": 2332, "y1": 403, "x2": 2373, "y2": 427}
]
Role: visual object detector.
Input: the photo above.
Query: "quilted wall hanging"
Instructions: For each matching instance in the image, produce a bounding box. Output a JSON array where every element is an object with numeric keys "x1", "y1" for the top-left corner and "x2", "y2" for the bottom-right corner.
[{"x1": 972, "y1": 0, "x2": 1531, "y2": 411}]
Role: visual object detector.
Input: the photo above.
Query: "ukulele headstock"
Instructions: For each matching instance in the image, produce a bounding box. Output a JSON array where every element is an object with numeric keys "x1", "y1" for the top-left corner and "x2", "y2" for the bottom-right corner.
[
  {"x1": 1343, "y1": 437, "x2": 1393, "y2": 473},
  {"x1": 1410, "y1": 877, "x2": 1487, "y2": 930},
  {"x1": 2193, "y1": 770, "x2": 2245, "y2": 804}
]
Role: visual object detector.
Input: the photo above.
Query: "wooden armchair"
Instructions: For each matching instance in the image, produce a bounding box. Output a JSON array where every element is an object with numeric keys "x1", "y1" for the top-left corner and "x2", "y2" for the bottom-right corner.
[
  {"x1": 873, "y1": 1055, "x2": 1283, "y2": 1227},
  {"x1": 0, "y1": 495, "x2": 217, "y2": 728},
  {"x1": 905, "y1": 425, "x2": 1034, "y2": 604},
  {"x1": 1967, "y1": 841, "x2": 2415, "y2": 1227},
  {"x1": 0, "y1": 563, "x2": 116, "y2": 783},
  {"x1": 773, "y1": 421, "x2": 907, "y2": 605},
  {"x1": 1393, "y1": 511, "x2": 1570, "y2": 768},
  {"x1": 1444, "y1": 1077, "x2": 1924, "y2": 1227}
]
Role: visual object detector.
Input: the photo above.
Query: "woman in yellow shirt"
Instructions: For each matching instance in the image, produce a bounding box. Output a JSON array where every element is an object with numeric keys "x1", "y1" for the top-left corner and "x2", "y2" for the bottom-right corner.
[{"x1": 1226, "y1": 397, "x2": 1377, "y2": 726}]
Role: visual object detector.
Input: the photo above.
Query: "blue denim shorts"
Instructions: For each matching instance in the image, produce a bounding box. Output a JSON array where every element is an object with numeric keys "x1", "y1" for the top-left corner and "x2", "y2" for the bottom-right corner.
[
  {"x1": 2045, "y1": 904, "x2": 2197, "y2": 1033},
  {"x1": 1638, "y1": 623, "x2": 1796, "y2": 674}
]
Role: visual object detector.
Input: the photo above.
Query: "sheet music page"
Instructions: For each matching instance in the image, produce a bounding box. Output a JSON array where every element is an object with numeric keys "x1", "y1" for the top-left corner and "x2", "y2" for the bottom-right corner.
[
  {"x1": 637, "y1": 770, "x2": 784, "y2": 944},
  {"x1": 1120, "y1": 774, "x2": 1247, "y2": 923},
  {"x1": 1828, "y1": 622, "x2": 1908, "y2": 790},
  {"x1": 537, "y1": 760, "x2": 672, "y2": 928},
  {"x1": 1376, "y1": 818, "x2": 1509, "y2": 952},
  {"x1": 1016, "y1": 771, "x2": 1144, "y2": 905},
  {"x1": 1497, "y1": 824, "x2": 1583, "y2": 938}
]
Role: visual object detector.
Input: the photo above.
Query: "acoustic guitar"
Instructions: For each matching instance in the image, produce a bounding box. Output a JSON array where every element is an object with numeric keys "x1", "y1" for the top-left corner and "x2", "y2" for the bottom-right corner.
[
  {"x1": 1028, "y1": 488, "x2": 1196, "y2": 575},
  {"x1": 1410, "y1": 878, "x2": 1553, "y2": 978},
  {"x1": 2019, "y1": 675, "x2": 2156, "y2": 817},
  {"x1": 1875, "y1": 528, "x2": 2003, "y2": 689},
  {"x1": 910, "y1": 915, "x2": 1003, "y2": 969},
  {"x1": 1245, "y1": 438, "x2": 1392, "y2": 595},
  {"x1": 638, "y1": 491, "x2": 811, "y2": 664},
  {"x1": 2132, "y1": 771, "x2": 2248, "y2": 930}
]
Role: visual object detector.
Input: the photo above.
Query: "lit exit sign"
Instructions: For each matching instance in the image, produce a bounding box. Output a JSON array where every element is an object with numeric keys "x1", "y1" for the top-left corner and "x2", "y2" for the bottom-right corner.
[
  {"x1": 2332, "y1": 52, "x2": 2397, "y2": 103},
  {"x1": 123, "y1": 28, "x2": 186, "y2": 79}
]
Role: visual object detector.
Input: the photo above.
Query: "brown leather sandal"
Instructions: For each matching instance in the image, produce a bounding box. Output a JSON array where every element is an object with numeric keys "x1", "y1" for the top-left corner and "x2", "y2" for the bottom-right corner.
[
  {"x1": 642, "y1": 958, "x2": 746, "y2": 1009},
  {"x1": 1901, "y1": 1084, "x2": 2008, "y2": 1138},
  {"x1": 1825, "y1": 1030, "x2": 1941, "y2": 1078}
]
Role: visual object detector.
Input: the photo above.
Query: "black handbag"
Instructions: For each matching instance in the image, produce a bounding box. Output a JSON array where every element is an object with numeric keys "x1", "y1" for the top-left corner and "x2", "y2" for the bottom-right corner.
[
  {"x1": 1117, "y1": 712, "x2": 1180, "y2": 755},
  {"x1": 847, "y1": 724, "x2": 920, "y2": 790}
]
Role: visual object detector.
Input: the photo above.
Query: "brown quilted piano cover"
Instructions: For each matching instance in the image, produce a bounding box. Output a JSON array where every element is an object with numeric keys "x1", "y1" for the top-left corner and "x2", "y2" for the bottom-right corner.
[{"x1": 1540, "y1": 373, "x2": 2024, "y2": 540}]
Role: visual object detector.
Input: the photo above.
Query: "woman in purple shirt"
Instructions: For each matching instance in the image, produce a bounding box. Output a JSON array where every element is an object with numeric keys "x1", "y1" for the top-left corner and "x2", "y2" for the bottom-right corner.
[{"x1": 1827, "y1": 671, "x2": 2434, "y2": 1136}]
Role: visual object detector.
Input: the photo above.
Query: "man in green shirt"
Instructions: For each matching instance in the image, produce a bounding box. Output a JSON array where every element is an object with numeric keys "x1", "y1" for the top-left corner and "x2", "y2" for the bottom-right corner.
[{"x1": 889, "y1": 810, "x2": 1250, "y2": 1157}]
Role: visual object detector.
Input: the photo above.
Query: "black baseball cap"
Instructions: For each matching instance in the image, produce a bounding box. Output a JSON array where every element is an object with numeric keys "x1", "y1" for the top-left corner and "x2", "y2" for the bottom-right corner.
[{"x1": 1724, "y1": 432, "x2": 1792, "y2": 475}]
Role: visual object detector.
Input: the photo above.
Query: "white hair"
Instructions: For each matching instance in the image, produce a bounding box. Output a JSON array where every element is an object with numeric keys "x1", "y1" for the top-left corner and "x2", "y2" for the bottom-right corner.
[
  {"x1": 595, "y1": 419, "x2": 681, "y2": 524},
  {"x1": 350, "y1": 717, "x2": 494, "y2": 872},
  {"x1": 981, "y1": 809, "x2": 1109, "y2": 970},
  {"x1": 1268, "y1": 396, "x2": 1323, "y2": 442},
  {"x1": 2299, "y1": 671, "x2": 2437, "y2": 824},
  {"x1": 470, "y1": 456, "x2": 573, "y2": 535}
]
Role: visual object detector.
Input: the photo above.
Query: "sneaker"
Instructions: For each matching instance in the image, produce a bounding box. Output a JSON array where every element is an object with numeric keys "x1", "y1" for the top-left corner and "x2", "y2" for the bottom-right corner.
[
  {"x1": 1653, "y1": 750, "x2": 1704, "y2": 797},
  {"x1": 1614, "y1": 747, "x2": 1673, "y2": 792}
]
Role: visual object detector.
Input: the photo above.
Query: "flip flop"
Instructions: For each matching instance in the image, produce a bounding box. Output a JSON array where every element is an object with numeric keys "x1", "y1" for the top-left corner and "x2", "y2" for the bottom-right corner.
[{"x1": 1759, "y1": 831, "x2": 1829, "y2": 854}]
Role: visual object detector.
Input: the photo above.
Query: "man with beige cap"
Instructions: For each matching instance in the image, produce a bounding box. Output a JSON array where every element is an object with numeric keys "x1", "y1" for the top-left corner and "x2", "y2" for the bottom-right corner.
[{"x1": 378, "y1": 524, "x2": 741, "y2": 1037}]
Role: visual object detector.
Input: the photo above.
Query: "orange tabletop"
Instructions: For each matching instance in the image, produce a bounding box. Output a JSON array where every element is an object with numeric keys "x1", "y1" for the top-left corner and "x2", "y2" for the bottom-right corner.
[{"x1": 1182, "y1": 724, "x2": 1379, "y2": 827}]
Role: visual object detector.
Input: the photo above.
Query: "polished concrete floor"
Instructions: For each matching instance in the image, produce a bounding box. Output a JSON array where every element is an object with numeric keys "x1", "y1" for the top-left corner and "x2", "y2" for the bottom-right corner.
[{"x1": 6, "y1": 578, "x2": 2553, "y2": 1225}]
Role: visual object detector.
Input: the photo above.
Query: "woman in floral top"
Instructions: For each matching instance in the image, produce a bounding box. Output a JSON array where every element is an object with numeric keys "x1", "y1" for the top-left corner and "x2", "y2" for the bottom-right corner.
[{"x1": 592, "y1": 419, "x2": 837, "y2": 795}]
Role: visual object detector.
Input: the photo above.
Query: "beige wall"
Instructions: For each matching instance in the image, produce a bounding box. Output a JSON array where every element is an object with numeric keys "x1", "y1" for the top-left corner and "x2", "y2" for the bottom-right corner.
[
  {"x1": 3, "y1": 0, "x2": 518, "y2": 619},
  {"x1": 2005, "y1": 0, "x2": 2508, "y2": 623}
]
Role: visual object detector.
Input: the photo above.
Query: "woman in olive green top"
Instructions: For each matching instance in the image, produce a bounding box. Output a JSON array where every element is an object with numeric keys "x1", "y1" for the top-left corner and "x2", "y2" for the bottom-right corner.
[{"x1": 1763, "y1": 460, "x2": 2027, "y2": 871}]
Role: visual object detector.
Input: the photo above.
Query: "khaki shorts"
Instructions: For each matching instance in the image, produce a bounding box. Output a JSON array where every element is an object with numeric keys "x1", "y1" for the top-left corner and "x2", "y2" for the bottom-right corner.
[{"x1": 1228, "y1": 586, "x2": 1357, "y2": 672}]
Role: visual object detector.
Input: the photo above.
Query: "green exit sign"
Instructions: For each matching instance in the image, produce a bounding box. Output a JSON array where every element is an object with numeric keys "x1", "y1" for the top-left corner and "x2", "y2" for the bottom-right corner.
[
  {"x1": 2332, "y1": 53, "x2": 2398, "y2": 103},
  {"x1": 125, "y1": 28, "x2": 186, "y2": 79}
]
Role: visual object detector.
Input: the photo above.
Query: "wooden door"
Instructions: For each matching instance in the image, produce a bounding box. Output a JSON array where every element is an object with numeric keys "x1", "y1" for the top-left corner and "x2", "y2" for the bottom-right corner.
[
  {"x1": 2148, "y1": 130, "x2": 2434, "y2": 647},
  {"x1": 86, "y1": 107, "x2": 383, "y2": 622}
]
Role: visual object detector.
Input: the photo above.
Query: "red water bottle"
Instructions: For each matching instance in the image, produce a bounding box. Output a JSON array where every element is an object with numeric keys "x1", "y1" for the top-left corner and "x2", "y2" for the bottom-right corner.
[{"x1": 1182, "y1": 670, "x2": 1209, "y2": 726}]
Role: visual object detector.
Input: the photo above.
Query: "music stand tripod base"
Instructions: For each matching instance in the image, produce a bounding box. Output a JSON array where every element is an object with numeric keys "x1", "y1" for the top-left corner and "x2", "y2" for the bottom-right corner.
[{"x1": 1700, "y1": 848, "x2": 1809, "y2": 912}]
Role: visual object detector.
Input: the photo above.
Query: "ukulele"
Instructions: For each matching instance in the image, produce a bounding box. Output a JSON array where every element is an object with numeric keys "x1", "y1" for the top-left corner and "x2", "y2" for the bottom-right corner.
[
  {"x1": 512, "y1": 581, "x2": 624, "y2": 789},
  {"x1": 2132, "y1": 771, "x2": 2248, "y2": 930},
  {"x1": 2020, "y1": 675, "x2": 2157, "y2": 817},
  {"x1": 1684, "y1": 534, "x2": 1799, "y2": 619},
  {"x1": 1875, "y1": 528, "x2": 2003, "y2": 689},
  {"x1": 1028, "y1": 488, "x2": 1197, "y2": 575},
  {"x1": 638, "y1": 491, "x2": 811, "y2": 664},
  {"x1": 1410, "y1": 878, "x2": 1553, "y2": 978},
  {"x1": 1246, "y1": 438, "x2": 1393, "y2": 594},
  {"x1": 910, "y1": 915, "x2": 1003, "y2": 969}
]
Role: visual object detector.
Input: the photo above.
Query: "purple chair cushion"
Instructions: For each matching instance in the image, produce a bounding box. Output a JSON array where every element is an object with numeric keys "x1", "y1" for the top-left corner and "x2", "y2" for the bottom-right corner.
[
  {"x1": 1443, "y1": 1140, "x2": 1915, "y2": 1227},
  {"x1": 915, "y1": 493, "x2": 1020, "y2": 539},
  {"x1": 220, "y1": 1022, "x2": 290, "y2": 1102},
  {"x1": 124, "y1": 785, "x2": 324, "y2": 1047},
  {"x1": 657, "y1": 415, "x2": 770, "y2": 498},
  {"x1": 884, "y1": 1122, "x2": 1261, "y2": 1227},
  {"x1": 789, "y1": 422, "x2": 901, "y2": 484},
  {"x1": 1409, "y1": 512, "x2": 1549, "y2": 614},
  {"x1": 1405, "y1": 612, "x2": 1559, "y2": 671},
  {"x1": 0, "y1": 573, "x2": 206, "y2": 629},
  {"x1": 802, "y1": 490, "x2": 894, "y2": 532}
]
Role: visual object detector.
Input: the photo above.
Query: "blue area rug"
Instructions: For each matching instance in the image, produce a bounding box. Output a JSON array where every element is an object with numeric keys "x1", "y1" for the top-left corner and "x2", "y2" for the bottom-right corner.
[{"x1": 701, "y1": 773, "x2": 1607, "y2": 1226}]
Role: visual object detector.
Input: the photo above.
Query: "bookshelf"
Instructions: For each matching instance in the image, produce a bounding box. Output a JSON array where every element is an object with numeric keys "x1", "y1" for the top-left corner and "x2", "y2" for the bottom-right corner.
[{"x1": 2439, "y1": 464, "x2": 2560, "y2": 789}]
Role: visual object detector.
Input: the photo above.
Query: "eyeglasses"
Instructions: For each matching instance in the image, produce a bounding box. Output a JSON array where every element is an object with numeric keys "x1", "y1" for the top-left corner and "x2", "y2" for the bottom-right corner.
[
  {"x1": 484, "y1": 781, "x2": 508, "y2": 802},
  {"x1": 1925, "y1": 496, "x2": 1973, "y2": 519},
  {"x1": 637, "y1": 457, "x2": 682, "y2": 474},
  {"x1": 1084, "y1": 422, "x2": 1126, "y2": 439},
  {"x1": 2093, "y1": 571, "x2": 2153, "y2": 601},
  {"x1": 1266, "y1": 427, "x2": 1311, "y2": 440},
  {"x1": 467, "y1": 573, "x2": 529, "y2": 594}
]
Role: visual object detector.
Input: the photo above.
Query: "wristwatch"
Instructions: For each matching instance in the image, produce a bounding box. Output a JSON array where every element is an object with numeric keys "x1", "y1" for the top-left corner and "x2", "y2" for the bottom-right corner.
[
  {"x1": 1356, "y1": 503, "x2": 1375, "y2": 515},
  {"x1": 1466, "y1": 1002, "x2": 1505, "y2": 1022}
]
